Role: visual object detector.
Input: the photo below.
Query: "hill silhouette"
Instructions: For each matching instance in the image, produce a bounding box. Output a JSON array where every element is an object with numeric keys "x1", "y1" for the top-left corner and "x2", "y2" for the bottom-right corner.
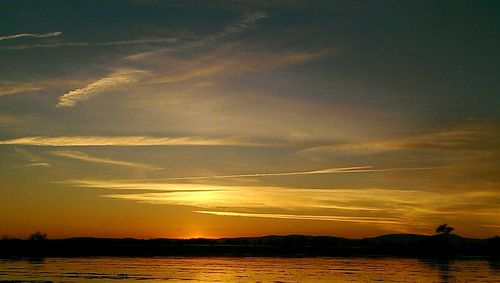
[{"x1": 1, "y1": 234, "x2": 498, "y2": 257}]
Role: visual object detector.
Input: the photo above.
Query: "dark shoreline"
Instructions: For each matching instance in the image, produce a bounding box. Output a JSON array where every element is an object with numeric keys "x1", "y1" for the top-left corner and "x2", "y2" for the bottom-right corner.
[{"x1": 1, "y1": 234, "x2": 499, "y2": 258}]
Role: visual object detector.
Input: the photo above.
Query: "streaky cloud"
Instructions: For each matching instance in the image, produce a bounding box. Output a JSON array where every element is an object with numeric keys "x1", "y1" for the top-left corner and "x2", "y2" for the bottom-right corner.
[
  {"x1": 301, "y1": 121, "x2": 500, "y2": 155},
  {"x1": 0, "y1": 36, "x2": 179, "y2": 50},
  {"x1": 19, "y1": 162, "x2": 51, "y2": 168},
  {"x1": 162, "y1": 166, "x2": 434, "y2": 180},
  {"x1": 183, "y1": 11, "x2": 267, "y2": 49},
  {"x1": 67, "y1": 180, "x2": 224, "y2": 192},
  {"x1": 70, "y1": 179, "x2": 500, "y2": 229},
  {"x1": 0, "y1": 82, "x2": 45, "y2": 96},
  {"x1": 0, "y1": 31, "x2": 61, "y2": 41},
  {"x1": 0, "y1": 114, "x2": 22, "y2": 124},
  {"x1": 0, "y1": 135, "x2": 264, "y2": 147},
  {"x1": 221, "y1": 11, "x2": 267, "y2": 37},
  {"x1": 194, "y1": 211, "x2": 404, "y2": 225},
  {"x1": 1, "y1": 10, "x2": 265, "y2": 50},
  {"x1": 52, "y1": 150, "x2": 156, "y2": 169},
  {"x1": 13, "y1": 147, "x2": 50, "y2": 168},
  {"x1": 132, "y1": 47, "x2": 324, "y2": 86},
  {"x1": 124, "y1": 11, "x2": 267, "y2": 54},
  {"x1": 0, "y1": 79, "x2": 85, "y2": 97},
  {"x1": 51, "y1": 12, "x2": 289, "y2": 107},
  {"x1": 481, "y1": 224, "x2": 500, "y2": 228},
  {"x1": 57, "y1": 69, "x2": 148, "y2": 107}
]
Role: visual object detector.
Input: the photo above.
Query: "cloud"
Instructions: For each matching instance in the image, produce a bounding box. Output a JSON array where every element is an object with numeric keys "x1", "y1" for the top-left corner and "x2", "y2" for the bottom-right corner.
[
  {"x1": 0, "y1": 37, "x2": 180, "y2": 50},
  {"x1": 20, "y1": 162, "x2": 51, "y2": 168},
  {"x1": 481, "y1": 224, "x2": 500, "y2": 228},
  {"x1": 46, "y1": 11, "x2": 312, "y2": 107},
  {"x1": 124, "y1": 11, "x2": 267, "y2": 54},
  {"x1": 79, "y1": 47, "x2": 322, "y2": 108},
  {"x1": 193, "y1": 211, "x2": 404, "y2": 225},
  {"x1": 51, "y1": 48, "x2": 320, "y2": 106},
  {"x1": 0, "y1": 114, "x2": 22, "y2": 124},
  {"x1": 13, "y1": 147, "x2": 51, "y2": 168},
  {"x1": 301, "y1": 121, "x2": 500, "y2": 155},
  {"x1": 73, "y1": 180, "x2": 473, "y2": 211},
  {"x1": 0, "y1": 79, "x2": 85, "y2": 97},
  {"x1": 1, "y1": 10, "x2": 265, "y2": 50},
  {"x1": 220, "y1": 11, "x2": 267, "y2": 37},
  {"x1": 0, "y1": 31, "x2": 61, "y2": 41},
  {"x1": 0, "y1": 82, "x2": 45, "y2": 96},
  {"x1": 64, "y1": 45, "x2": 321, "y2": 106},
  {"x1": 134, "y1": 47, "x2": 323, "y2": 85},
  {"x1": 161, "y1": 166, "x2": 434, "y2": 180},
  {"x1": 181, "y1": 11, "x2": 267, "y2": 49},
  {"x1": 69, "y1": 179, "x2": 499, "y2": 229},
  {"x1": 57, "y1": 69, "x2": 148, "y2": 107},
  {"x1": 0, "y1": 135, "x2": 263, "y2": 147},
  {"x1": 51, "y1": 150, "x2": 156, "y2": 169},
  {"x1": 68, "y1": 180, "x2": 223, "y2": 192},
  {"x1": 0, "y1": 14, "x2": 263, "y2": 102},
  {"x1": 96, "y1": 183, "x2": 405, "y2": 210}
]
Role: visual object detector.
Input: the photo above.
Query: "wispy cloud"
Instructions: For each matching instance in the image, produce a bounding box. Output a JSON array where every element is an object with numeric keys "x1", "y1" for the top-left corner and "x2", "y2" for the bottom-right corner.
[
  {"x1": 0, "y1": 36, "x2": 180, "y2": 50},
  {"x1": 481, "y1": 224, "x2": 500, "y2": 229},
  {"x1": 179, "y1": 11, "x2": 267, "y2": 50},
  {"x1": 56, "y1": 47, "x2": 320, "y2": 107},
  {"x1": 57, "y1": 69, "x2": 148, "y2": 107},
  {"x1": 65, "y1": 178, "x2": 500, "y2": 229},
  {"x1": 1, "y1": 11, "x2": 265, "y2": 50},
  {"x1": 72, "y1": 180, "x2": 472, "y2": 213},
  {"x1": 13, "y1": 147, "x2": 51, "y2": 168},
  {"x1": 0, "y1": 79, "x2": 84, "y2": 97},
  {"x1": 162, "y1": 166, "x2": 434, "y2": 180},
  {"x1": 162, "y1": 51, "x2": 320, "y2": 84},
  {"x1": 0, "y1": 114, "x2": 22, "y2": 124},
  {"x1": 0, "y1": 82, "x2": 45, "y2": 96},
  {"x1": 193, "y1": 211, "x2": 404, "y2": 225},
  {"x1": 52, "y1": 150, "x2": 156, "y2": 169},
  {"x1": 19, "y1": 162, "x2": 51, "y2": 168},
  {"x1": 31, "y1": 9, "x2": 317, "y2": 109},
  {"x1": 96, "y1": 184, "x2": 403, "y2": 210},
  {"x1": 70, "y1": 181, "x2": 224, "y2": 192},
  {"x1": 220, "y1": 11, "x2": 267, "y2": 37},
  {"x1": 0, "y1": 135, "x2": 263, "y2": 147},
  {"x1": 0, "y1": 31, "x2": 61, "y2": 41},
  {"x1": 301, "y1": 121, "x2": 500, "y2": 155},
  {"x1": 132, "y1": 46, "x2": 323, "y2": 85}
]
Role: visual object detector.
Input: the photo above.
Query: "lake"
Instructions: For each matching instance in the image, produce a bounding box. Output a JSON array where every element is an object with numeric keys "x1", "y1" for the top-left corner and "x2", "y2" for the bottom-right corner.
[{"x1": 0, "y1": 257, "x2": 498, "y2": 282}]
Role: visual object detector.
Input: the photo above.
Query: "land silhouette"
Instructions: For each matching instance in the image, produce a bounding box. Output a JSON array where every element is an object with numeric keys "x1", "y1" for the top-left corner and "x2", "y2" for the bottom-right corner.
[
  {"x1": 436, "y1": 224, "x2": 455, "y2": 235},
  {"x1": 1, "y1": 225, "x2": 499, "y2": 258}
]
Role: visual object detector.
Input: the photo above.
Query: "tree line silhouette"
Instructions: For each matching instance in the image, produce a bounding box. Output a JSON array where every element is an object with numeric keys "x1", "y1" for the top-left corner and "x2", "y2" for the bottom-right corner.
[{"x1": 1, "y1": 224, "x2": 498, "y2": 257}]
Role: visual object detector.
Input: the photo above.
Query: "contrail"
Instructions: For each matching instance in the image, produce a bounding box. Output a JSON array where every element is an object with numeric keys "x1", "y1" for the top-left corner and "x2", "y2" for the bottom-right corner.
[
  {"x1": 162, "y1": 166, "x2": 435, "y2": 180},
  {"x1": 194, "y1": 211, "x2": 404, "y2": 225},
  {"x1": 1, "y1": 11, "x2": 266, "y2": 49},
  {"x1": 0, "y1": 31, "x2": 62, "y2": 41}
]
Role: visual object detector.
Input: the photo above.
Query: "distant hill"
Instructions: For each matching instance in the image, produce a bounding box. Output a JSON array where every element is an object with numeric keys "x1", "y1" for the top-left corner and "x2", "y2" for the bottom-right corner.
[{"x1": 1, "y1": 234, "x2": 498, "y2": 257}]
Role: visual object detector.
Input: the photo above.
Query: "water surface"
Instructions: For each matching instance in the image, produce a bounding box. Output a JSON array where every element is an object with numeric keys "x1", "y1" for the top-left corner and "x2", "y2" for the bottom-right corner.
[{"x1": 0, "y1": 257, "x2": 498, "y2": 282}]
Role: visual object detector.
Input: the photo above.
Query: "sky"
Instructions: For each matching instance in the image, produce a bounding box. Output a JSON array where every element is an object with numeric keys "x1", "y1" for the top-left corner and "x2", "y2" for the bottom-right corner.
[{"x1": 0, "y1": 0, "x2": 499, "y2": 239}]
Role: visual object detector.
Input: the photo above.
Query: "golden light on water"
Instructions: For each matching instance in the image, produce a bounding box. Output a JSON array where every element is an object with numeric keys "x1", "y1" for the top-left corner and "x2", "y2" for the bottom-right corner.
[{"x1": 1, "y1": 257, "x2": 499, "y2": 282}]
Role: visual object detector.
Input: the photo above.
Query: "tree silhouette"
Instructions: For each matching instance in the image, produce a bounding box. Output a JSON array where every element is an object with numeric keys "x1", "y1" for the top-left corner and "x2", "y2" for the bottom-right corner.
[
  {"x1": 28, "y1": 231, "x2": 47, "y2": 241},
  {"x1": 436, "y1": 224, "x2": 454, "y2": 235}
]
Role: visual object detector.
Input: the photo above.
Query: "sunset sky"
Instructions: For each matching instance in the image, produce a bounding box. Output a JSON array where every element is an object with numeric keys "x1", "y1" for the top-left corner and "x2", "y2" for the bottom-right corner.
[{"x1": 1, "y1": 1, "x2": 499, "y2": 239}]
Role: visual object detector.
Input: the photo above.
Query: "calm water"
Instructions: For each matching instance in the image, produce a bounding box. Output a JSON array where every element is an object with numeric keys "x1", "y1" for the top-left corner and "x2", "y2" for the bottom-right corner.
[{"x1": 0, "y1": 257, "x2": 498, "y2": 282}]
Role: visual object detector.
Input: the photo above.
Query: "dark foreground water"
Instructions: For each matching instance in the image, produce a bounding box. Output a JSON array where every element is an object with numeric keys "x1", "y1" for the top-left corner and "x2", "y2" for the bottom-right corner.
[{"x1": 0, "y1": 257, "x2": 498, "y2": 282}]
